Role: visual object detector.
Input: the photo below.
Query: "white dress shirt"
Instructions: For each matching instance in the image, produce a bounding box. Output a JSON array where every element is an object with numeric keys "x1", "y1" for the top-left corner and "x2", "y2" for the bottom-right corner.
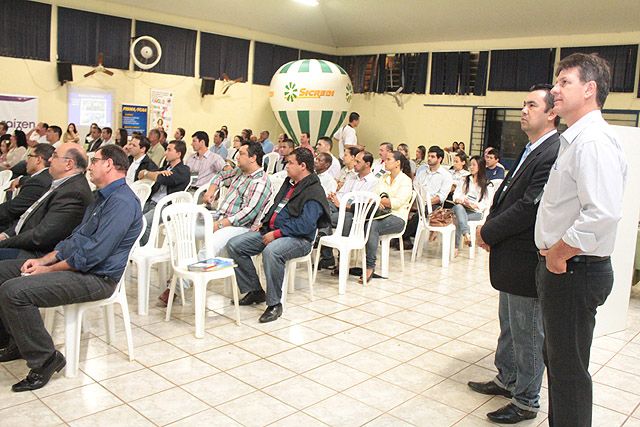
[
  {"x1": 333, "y1": 124, "x2": 357, "y2": 159},
  {"x1": 416, "y1": 166, "x2": 453, "y2": 205},
  {"x1": 337, "y1": 172, "x2": 378, "y2": 199},
  {"x1": 127, "y1": 155, "x2": 145, "y2": 184},
  {"x1": 535, "y1": 110, "x2": 627, "y2": 256},
  {"x1": 328, "y1": 154, "x2": 341, "y2": 178},
  {"x1": 317, "y1": 170, "x2": 337, "y2": 195}
]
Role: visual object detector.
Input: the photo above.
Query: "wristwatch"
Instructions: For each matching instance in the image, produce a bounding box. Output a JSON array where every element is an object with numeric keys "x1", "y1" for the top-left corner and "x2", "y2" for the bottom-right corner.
[{"x1": 217, "y1": 221, "x2": 225, "y2": 230}]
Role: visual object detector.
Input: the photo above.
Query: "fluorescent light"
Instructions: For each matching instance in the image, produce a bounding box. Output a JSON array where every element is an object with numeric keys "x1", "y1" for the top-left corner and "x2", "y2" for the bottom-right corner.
[{"x1": 294, "y1": 0, "x2": 319, "y2": 6}]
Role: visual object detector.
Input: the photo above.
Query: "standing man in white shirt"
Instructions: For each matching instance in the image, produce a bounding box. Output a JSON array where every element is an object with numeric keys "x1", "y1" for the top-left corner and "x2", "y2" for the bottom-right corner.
[
  {"x1": 535, "y1": 53, "x2": 627, "y2": 427},
  {"x1": 333, "y1": 112, "x2": 360, "y2": 159},
  {"x1": 315, "y1": 137, "x2": 341, "y2": 178}
]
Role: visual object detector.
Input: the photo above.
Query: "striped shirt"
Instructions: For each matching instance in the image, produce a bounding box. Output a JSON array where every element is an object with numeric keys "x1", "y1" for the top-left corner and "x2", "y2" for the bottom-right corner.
[{"x1": 210, "y1": 167, "x2": 272, "y2": 227}]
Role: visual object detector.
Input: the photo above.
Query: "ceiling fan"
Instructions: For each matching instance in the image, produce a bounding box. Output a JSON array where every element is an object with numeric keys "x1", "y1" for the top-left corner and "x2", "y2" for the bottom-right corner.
[
  {"x1": 386, "y1": 86, "x2": 404, "y2": 108},
  {"x1": 84, "y1": 53, "x2": 114, "y2": 78},
  {"x1": 221, "y1": 73, "x2": 244, "y2": 94}
]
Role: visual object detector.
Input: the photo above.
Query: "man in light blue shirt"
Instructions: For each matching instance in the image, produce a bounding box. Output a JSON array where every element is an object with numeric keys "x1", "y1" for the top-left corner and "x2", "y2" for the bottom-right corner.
[
  {"x1": 209, "y1": 130, "x2": 228, "y2": 159},
  {"x1": 258, "y1": 130, "x2": 273, "y2": 154}
]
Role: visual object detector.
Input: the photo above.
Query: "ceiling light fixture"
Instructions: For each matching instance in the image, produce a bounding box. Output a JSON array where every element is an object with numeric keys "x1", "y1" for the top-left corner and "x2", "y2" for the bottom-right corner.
[{"x1": 294, "y1": 0, "x2": 319, "y2": 6}]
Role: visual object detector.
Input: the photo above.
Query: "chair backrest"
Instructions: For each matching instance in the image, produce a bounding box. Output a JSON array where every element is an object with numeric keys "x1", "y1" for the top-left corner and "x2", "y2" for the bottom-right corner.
[
  {"x1": 0, "y1": 170, "x2": 12, "y2": 188},
  {"x1": 129, "y1": 180, "x2": 153, "y2": 209},
  {"x1": 193, "y1": 185, "x2": 210, "y2": 205},
  {"x1": 216, "y1": 185, "x2": 228, "y2": 210},
  {"x1": 146, "y1": 191, "x2": 193, "y2": 249},
  {"x1": 335, "y1": 191, "x2": 380, "y2": 244},
  {"x1": 113, "y1": 216, "x2": 147, "y2": 295},
  {"x1": 266, "y1": 173, "x2": 286, "y2": 207},
  {"x1": 162, "y1": 203, "x2": 213, "y2": 269},
  {"x1": 264, "y1": 152, "x2": 281, "y2": 175},
  {"x1": 415, "y1": 187, "x2": 430, "y2": 227}
]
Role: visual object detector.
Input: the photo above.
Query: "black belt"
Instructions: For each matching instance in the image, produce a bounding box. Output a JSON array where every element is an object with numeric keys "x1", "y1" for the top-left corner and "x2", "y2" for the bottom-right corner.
[{"x1": 538, "y1": 253, "x2": 610, "y2": 264}]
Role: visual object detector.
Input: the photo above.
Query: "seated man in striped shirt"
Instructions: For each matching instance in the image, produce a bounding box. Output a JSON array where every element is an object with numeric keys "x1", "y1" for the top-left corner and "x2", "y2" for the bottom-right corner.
[{"x1": 201, "y1": 141, "x2": 273, "y2": 257}]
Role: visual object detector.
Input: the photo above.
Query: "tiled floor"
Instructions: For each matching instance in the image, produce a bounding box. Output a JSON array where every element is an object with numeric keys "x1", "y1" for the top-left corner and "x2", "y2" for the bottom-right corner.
[{"x1": 2, "y1": 245, "x2": 640, "y2": 426}]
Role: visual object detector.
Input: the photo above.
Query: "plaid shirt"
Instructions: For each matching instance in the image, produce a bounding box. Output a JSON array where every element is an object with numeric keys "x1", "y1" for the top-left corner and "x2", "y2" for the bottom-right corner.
[{"x1": 210, "y1": 167, "x2": 272, "y2": 227}]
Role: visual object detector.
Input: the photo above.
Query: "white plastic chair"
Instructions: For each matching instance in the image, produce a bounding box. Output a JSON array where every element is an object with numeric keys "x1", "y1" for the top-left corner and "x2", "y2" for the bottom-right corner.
[
  {"x1": 264, "y1": 152, "x2": 282, "y2": 174},
  {"x1": 162, "y1": 204, "x2": 240, "y2": 338},
  {"x1": 411, "y1": 189, "x2": 456, "y2": 267},
  {"x1": 467, "y1": 182, "x2": 496, "y2": 258},
  {"x1": 0, "y1": 170, "x2": 13, "y2": 204},
  {"x1": 379, "y1": 190, "x2": 417, "y2": 278},
  {"x1": 313, "y1": 191, "x2": 380, "y2": 295},
  {"x1": 280, "y1": 231, "x2": 317, "y2": 311},
  {"x1": 193, "y1": 185, "x2": 209, "y2": 205},
  {"x1": 45, "y1": 216, "x2": 146, "y2": 378},
  {"x1": 129, "y1": 180, "x2": 153, "y2": 209},
  {"x1": 130, "y1": 191, "x2": 193, "y2": 315}
]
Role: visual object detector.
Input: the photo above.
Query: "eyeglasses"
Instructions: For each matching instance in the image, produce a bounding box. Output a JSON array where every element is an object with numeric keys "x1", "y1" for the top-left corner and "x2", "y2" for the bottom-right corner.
[{"x1": 90, "y1": 157, "x2": 108, "y2": 165}]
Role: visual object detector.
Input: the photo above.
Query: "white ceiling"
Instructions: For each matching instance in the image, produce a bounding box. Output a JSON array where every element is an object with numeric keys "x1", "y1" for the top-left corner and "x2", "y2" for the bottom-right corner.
[{"x1": 103, "y1": 0, "x2": 640, "y2": 49}]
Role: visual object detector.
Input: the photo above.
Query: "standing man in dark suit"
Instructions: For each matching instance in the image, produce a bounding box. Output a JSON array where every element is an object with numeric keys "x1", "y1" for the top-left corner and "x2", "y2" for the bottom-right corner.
[
  {"x1": 0, "y1": 144, "x2": 94, "y2": 260},
  {"x1": 467, "y1": 84, "x2": 560, "y2": 424},
  {"x1": 0, "y1": 144, "x2": 54, "y2": 229}
]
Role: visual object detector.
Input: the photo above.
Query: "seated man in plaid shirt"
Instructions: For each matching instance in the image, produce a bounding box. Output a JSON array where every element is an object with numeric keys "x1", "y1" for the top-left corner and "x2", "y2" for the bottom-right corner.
[{"x1": 201, "y1": 141, "x2": 273, "y2": 256}]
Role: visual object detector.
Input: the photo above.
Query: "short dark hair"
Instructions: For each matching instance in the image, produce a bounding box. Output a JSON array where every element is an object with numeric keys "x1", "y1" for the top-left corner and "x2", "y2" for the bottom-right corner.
[
  {"x1": 556, "y1": 52, "x2": 611, "y2": 108},
  {"x1": 291, "y1": 147, "x2": 315, "y2": 173},
  {"x1": 345, "y1": 146, "x2": 360, "y2": 158},
  {"x1": 160, "y1": 130, "x2": 167, "y2": 140},
  {"x1": 33, "y1": 143, "x2": 55, "y2": 167},
  {"x1": 428, "y1": 145, "x2": 444, "y2": 160},
  {"x1": 349, "y1": 112, "x2": 360, "y2": 122},
  {"x1": 380, "y1": 142, "x2": 393, "y2": 152},
  {"x1": 67, "y1": 147, "x2": 88, "y2": 171},
  {"x1": 281, "y1": 138, "x2": 295, "y2": 149},
  {"x1": 132, "y1": 135, "x2": 151, "y2": 153},
  {"x1": 261, "y1": 130, "x2": 270, "y2": 137},
  {"x1": 176, "y1": 127, "x2": 186, "y2": 138},
  {"x1": 219, "y1": 128, "x2": 227, "y2": 138},
  {"x1": 97, "y1": 144, "x2": 127, "y2": 171},
  {"x1": 49, "y1": 125, "x2": 62, "y2": 139},
  {"x1": 485, "y1": 148, "x2": 500, "y2": 160},
  {"x1": 242, "y1": 140, "x2": 265, "y2": 166},
  {"x1": 40, "y1": 122, "x2": 49, "y2": 130},
  {"x1": 317, "y1": 152, "x2": 332, "y2": 166},
  {"x1": 529, "y1": 83, "x2": 561, "y2": 127},
  {"x1": 301, "y1": 132, "x2": 310, "y2": 139},
  {"x1": 191, "y1": 131, "x2": 209, "y2": 147},
  {"x1": 102, "y1": 126, "x2": 112, "y2": 136},
  {"x1": 360, "y1": 150, "x2": 374, "y2": 168},
  {"x1": 169, "y1": 140, "x2": 187, "y2": 160},
  {"x1": 318, "y1": 136, "x2": 332, "y2": 149},
  {"x1": 214, "y1": 130, "x2": 224, "y2": 141}
]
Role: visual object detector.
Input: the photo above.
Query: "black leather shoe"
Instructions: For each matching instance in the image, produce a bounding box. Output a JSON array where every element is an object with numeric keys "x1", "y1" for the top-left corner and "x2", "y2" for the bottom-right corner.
[
  {"x1": 0, "y1": 344, "x2": 21, "y2": 363},
  {"x1": 235, "y1": 290, "x2": 266, "y2": 306},
  {"x1": 317, "y1": 257, "x2": 336, "y2": 270},
  {"x1": 12, "y1": 350, "x2": 66, "y2": 392},
  {"x1": 487, "y1": 403, "x2": 537, "y2": 424},
  {"x1": 467, "y1": 380, "x2": 512, "y2": 398},
  {"x1": 259, "y1": 304, "x2": 283, "y2": 323}
]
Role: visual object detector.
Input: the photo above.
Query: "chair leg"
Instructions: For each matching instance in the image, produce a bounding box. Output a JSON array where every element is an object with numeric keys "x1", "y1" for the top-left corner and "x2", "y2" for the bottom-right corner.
[
  {"x1": 338, "y1": 250, "x2": 350, "y2": 294},
  {"x1": 442, "y1": 231, "x2": 451, "y2": 268},
  {"x1": 230, "y1": 274, "x2": 241, "y2": 326},
  {"x1": 118, "y1": 297, "x2": 135, "y2": 361},
  {"x1": 281, "y1": 263, "x2": 290, "y2": 311},
  {"x1": 137, "y1": 262, "x2": 150, "y2": 316},
  {"x1": 287, "y1": 261, "x2": 296, "y2": 294},
  {"x1": 104, "y1": 305, "x2": 116, "y2": 344},
  {"x1": 469, "y1": 225, "x2": 477, "y2": 259},
  {"x1": 193, "y1": 278, "x2": 206, "y2": 339},
  {"x1": 380, "y1": 239, "x2": 390, "y2": 278},
  {"x1": 64, "y1": 306, "x2": 82, "y2": 378},
  {"x1": 361, "y1": 249, "x2": 368, "y2": 287},
  {"x1": 312, "y1": 243, "x2": 322, "y2": 286},
  {"x1": 306, "y1": 258, "x2": 314, "y2": 301},
  {"x1": 165, "y1": 276, "x2": 177, "y2": 322},
  {"x1": 412, "y1": 226, "x2": 422, "y2": 262},
  {"x1": 399, "y1": 237, "x2": 405, "y2": 271}
]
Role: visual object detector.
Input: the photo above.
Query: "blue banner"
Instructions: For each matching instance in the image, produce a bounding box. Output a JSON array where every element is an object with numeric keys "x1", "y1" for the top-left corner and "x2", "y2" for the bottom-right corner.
[{"x1": 121, "y1": 104, "x2": 148, "y2": 136}]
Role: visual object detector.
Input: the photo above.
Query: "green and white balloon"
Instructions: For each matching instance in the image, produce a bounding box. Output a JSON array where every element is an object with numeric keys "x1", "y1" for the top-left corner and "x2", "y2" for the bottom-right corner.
[{"x1": 269, "y1": 59, "x2": 353, "y2": 145}]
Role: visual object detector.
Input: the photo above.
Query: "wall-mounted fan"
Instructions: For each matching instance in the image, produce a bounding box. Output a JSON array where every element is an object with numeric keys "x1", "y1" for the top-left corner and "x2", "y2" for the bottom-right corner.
[
  {"x1": 130, "y1": 36, "x2": 162, "y2": 70},
  {"x1": 84, "y1": 53, "x2": 114, "y2": 78}
]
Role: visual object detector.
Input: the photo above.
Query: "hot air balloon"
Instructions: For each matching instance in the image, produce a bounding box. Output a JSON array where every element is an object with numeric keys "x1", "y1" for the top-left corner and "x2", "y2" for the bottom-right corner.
[{"x1": 269, "y1": 59, "x2": 353, "y2": 150}]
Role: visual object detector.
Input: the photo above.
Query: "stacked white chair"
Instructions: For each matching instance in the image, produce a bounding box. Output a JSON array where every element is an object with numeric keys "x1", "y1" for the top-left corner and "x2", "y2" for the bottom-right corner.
[
  {"x1": 162, "y1": 203, "x2": 241, "y2": 338},
  {"x1": 130, "y1": 191, "x2": 192, "y2": 315},
  {"x1": 379, "y1": 190, "x2": 417, "y2": 278},
  {"x1": 313, "y1": 191, "x2": 380, "y2": 294}
]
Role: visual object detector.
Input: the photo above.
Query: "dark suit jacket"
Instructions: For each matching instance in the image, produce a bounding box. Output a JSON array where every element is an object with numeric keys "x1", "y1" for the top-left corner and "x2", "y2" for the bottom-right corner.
[
  {"x1": 480, "y1": 132, "x2": 560, "y2": 297},
  {"x1": 0, "y1": 173, "x2": 94, "y2": 255},
  {"x1": 150, "y1": 162, "x2": 191, "y2": 197},
  {"x1": 0, "y1": 169, "x2": 53, "y2": 229},
  {"x1": 128, "y1": 154, "x2": 158, "y2": 181},
  {"x1": 88, "y1": 138, "x2": 103, "y2": 152}
]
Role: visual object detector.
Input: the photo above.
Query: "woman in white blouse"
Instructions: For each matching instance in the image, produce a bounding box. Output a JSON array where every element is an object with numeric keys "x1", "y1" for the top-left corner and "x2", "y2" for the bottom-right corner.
[
  {"x1": 452, "y1": 155, "x2": 490, "y2": 254},
  {"x1": 364, "y1": 151, "x2": 413, "y2": 282},
  {"x1": 0, "y1": 130, "x2": 28, "y2": 170},
  {"x1": 449, "y1": 150, "x2": 470, "y2": 194}
]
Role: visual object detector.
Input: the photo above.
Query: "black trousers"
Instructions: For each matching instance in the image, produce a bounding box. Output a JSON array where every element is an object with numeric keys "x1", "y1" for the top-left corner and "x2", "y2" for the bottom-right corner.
[
  {"x1": 536, "y1": 258, "x2": 613, "y2": 427},
  {"x1": 0, "y1": 259, "x2": 116, "y2": 369}
]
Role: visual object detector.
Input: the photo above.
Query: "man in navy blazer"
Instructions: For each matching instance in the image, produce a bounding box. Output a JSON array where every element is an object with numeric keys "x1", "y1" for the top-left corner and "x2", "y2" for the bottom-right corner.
[{"x1": 468, "y1": 84, "x2": 561, "y2": 424}]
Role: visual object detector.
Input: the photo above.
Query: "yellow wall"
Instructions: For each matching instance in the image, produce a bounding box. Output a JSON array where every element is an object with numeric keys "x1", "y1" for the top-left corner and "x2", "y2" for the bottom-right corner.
[{"x1": 1, "y1": 1, "x2": 638, "y2": 156}]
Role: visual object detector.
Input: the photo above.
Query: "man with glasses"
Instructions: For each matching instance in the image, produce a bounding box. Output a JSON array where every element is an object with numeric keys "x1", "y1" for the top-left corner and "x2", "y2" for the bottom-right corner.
[
  {"x1": 0, "y1": 144, "x2": 93, "y2": 260},
  {"x1": 0, "y1": 144, "x2": 142, "y2": 392},
  {"x1": 0, "y1": 144, "x2": 54, "y2": 230}
]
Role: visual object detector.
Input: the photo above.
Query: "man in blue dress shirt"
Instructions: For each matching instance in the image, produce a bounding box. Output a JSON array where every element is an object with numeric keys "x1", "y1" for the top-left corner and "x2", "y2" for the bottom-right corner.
[{"x1": 0, "y1": 144, "x2": 142, "y2": 393}]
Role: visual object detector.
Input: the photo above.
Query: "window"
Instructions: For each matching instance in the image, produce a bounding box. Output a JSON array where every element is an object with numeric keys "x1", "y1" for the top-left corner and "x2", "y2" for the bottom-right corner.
[
  {"x1": 0, "y1": 0, "x2": 51, "y2": 61},
  {"x1": 430, "y1": 51, "x2": 488, "y2": 95},
  {"x1": 489, "y1": 49, "x2": 555, "y2": 92},
  {"x1": 253, "y1": 42, "x2": 299, "y2": 86},
  {"x1": 58, "y1": 8, "x2": 131, "y2": 69},
  {"x1": 200, "y1": 32, "x2": 249, "y2": 80},
  {"x1": 560, "y1": 45, "x2": 637, "y2": 93}
]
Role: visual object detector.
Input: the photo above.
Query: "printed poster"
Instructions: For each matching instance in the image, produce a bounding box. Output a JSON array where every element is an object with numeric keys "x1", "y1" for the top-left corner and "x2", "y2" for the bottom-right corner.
[
  {"x1": 150, "y1": 89, "x2": 173, "y2": 134},
  {"x1": 0, "y1": 94, "x2": 39, "y2": 132}
]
